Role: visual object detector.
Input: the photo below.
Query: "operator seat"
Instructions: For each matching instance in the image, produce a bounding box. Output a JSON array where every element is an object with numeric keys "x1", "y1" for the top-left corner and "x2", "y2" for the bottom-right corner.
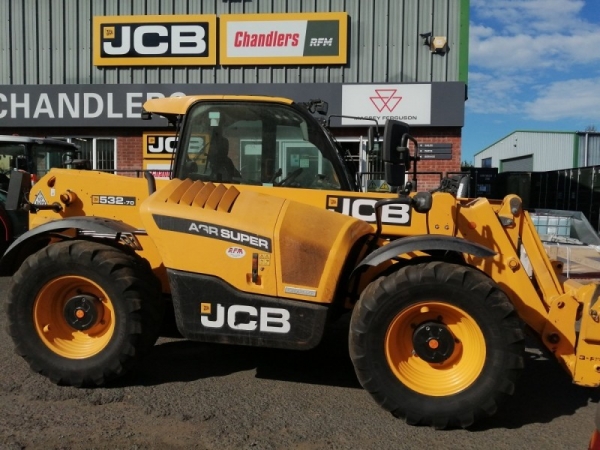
[{"x1": 207, "y1": 131, "x2": 241, "y2": 182}]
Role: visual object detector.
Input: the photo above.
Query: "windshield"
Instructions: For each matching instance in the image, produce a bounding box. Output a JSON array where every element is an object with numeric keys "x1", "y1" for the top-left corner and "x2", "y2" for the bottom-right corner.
[
  {"x1": 0, "y1": 142, "x2": 77, "y2": 190},
  {"x1": 175, "y1": 101, "x2": 347, "y2": 190}
]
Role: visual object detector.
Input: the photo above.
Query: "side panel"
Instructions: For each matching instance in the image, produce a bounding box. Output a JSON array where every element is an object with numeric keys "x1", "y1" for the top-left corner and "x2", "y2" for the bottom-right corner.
[
  {"x1": 28, "y1": 169, "x2": 154, "y2": 230},
  {"x1": 169, "y1": 270, "x2": 329, "y2": 350},
  {"x1": 140, "y1": 179, "x2": 373, "y2": 304}
]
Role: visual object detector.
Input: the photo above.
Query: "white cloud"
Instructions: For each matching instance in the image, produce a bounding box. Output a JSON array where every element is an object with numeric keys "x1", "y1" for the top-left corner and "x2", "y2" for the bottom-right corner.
[
  {"x1": 471, "y1": 0, "x2": 589, "y2": 34},
  {"x1": 470, "y1": 28, "x2": 600, "y2": 72},
  {"x1": 524, "y1": 77, "x2": 600, "y2": 121},
  {"x1": 469, "y1": 0, "x2": 600, "y2": 72},
  {"x1": 466, "y1": 71, "x2": 532, "y2": 115}
]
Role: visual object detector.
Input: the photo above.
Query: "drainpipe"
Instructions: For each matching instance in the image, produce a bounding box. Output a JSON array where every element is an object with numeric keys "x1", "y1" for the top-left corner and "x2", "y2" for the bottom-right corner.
[{"x1": 585, "y1": 132, "x2": 590, "y2": 167}]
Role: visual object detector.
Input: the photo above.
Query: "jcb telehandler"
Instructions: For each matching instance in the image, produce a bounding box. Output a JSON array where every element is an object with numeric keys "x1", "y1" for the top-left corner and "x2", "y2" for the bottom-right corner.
[{"x1": 3, "y1": 95, "x2": 600, "y2": 429}]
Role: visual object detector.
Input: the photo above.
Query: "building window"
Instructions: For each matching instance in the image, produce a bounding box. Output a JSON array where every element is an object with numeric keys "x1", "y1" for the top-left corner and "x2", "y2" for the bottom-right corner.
[
  {"x1": 51, "y1": 137, "x2": 116, "y2": 171},
  {"x1": 481, "y1": 157, "x2": 492, "y2": 168}
]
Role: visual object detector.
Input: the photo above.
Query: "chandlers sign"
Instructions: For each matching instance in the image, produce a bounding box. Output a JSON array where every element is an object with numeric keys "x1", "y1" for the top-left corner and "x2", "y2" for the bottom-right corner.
[
  {"x1": 93, "y1": 15, "x2": 217, "y2": 66},
  {"x1": 0, "y1": 82, "x2": 466, "y2": 127},
  {"x1": 219, "y1": 12, "x2": 348, "y2": 65}
]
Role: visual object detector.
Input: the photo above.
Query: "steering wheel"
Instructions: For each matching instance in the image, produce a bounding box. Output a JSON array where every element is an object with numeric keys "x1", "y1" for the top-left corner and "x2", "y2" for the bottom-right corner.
[{"x1": 276, "y1": 168, "x2": 303, "y2": 187}]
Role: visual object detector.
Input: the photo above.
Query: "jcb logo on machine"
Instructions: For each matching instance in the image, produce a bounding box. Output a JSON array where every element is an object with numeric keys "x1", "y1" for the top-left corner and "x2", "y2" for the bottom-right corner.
[
  {"x1": 327, "y1": 196, "x2": 411, "y2": 226},
  {"x1": 200, "y1": 302, "x2": 291, "y2": 334},
  {"x1": 93, "y1": 15, "x2": 217, "y2": 66}
]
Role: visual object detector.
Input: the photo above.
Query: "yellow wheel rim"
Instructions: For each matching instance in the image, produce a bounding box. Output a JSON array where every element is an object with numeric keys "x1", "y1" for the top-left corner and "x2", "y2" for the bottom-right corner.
[
  {"x1": 33, "y1": 275, "x2": 115, "y2": 359},
  {"x1": 385, "y1": 301, "x2": 486, "y2": 396}
]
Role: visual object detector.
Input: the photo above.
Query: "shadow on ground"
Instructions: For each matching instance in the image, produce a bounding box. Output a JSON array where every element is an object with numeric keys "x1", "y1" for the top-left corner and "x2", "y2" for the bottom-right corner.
[
  {"x1": 473, "y1": 344, "x2": 600, "y2": 430},
  {"x1": 121, "y1": 313, "x2": 360, "y2": 390},
  {"x1": 120, "y1": 315, "x2": 600, "y2": 430}
]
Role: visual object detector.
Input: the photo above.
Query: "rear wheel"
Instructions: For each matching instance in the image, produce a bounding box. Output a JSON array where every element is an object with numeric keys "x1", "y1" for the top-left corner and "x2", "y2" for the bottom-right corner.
[
  {"x1": 6, "y1": 240, "x2": 163, "y2": 386},
  {"x1": 349, "y1": 261, "x2": 525, "y2": 429}
]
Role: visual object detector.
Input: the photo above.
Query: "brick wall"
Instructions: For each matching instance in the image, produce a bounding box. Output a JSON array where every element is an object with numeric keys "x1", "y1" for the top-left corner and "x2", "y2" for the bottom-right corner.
[
  {"x1": 411, "y1": 127, "x2": 462, "y2": 191},
  {"x1": 117, "y1": 136, "x2": 144, "y2": 176}
]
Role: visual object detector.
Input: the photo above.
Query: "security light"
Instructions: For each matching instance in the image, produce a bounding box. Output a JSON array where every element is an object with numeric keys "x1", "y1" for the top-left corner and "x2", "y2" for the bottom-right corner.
[{"x1": 420, "y1": 32, "x2": 448, "y2": 55}]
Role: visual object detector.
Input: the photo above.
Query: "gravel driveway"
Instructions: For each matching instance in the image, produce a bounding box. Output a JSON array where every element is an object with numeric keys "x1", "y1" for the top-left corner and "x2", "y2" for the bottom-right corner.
[{"x1": 0, "y1": 277, "x2": 598, "y2": 449}]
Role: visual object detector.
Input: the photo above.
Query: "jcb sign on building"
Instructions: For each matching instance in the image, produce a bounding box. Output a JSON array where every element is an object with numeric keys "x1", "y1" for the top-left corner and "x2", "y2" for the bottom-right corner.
[
  {"x1": 93, "y1": 15, "x2": 217, "y2": 66},
  {"x1": 143, "y1": 132, "x2": 178, "y2": 158},
  {"x1": 220, "y1": 12, "x2": 348, "y2": 65}
]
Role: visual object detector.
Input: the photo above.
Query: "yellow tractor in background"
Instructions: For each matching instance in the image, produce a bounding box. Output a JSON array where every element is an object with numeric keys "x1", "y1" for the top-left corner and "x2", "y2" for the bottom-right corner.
[
  {"x1": 0, "y1": 136, "x2": 85, "y2": 254},
  {"x1": 2, "y1": 95, "x2": 600, "y2": 429}
]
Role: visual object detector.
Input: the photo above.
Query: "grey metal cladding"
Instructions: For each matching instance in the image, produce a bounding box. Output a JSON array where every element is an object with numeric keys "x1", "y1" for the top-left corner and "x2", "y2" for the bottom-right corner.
[{"x1": 2, "y1": 0, "x2": 463, "y2": 86}]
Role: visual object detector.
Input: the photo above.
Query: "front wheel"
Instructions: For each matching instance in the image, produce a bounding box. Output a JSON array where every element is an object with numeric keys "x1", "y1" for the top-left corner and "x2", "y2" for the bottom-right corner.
[
  {"x1": 349, "y1": 261, "x2": 525, "y2": 429},
  {"x1": 6, "y1": 240, "x2": 164, "y2": 387}
]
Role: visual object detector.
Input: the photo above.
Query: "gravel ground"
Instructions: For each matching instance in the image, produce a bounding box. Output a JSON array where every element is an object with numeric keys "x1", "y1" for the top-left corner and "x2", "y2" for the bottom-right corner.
[{"x1": 1, "y1": 276, "x2": 599, "y2": 450}]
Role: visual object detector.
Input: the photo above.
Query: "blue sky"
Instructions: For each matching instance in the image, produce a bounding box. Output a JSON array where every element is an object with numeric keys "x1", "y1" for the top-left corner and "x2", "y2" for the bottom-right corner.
[{"x1": 462, "y1": 0, "x2": 600, "y2": 163}]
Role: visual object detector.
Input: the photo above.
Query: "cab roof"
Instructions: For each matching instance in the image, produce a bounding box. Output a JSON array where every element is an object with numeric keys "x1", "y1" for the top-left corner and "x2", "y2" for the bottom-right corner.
[
  {"x1": 0, "y1": 135, "x2": 77, "y2": 148},
  {"x1": 143, "y1": 95, "x2": 295, "y2": 117}
]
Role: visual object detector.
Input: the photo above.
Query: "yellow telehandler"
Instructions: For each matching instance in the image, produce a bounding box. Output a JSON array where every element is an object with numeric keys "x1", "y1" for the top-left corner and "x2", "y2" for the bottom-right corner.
[{"x1": 2, "y1": 95, "x2": 600, "y2": 429}]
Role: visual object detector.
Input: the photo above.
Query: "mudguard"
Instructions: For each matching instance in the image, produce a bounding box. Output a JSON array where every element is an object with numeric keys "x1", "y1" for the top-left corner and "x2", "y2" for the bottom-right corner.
[
  {"x1": 0, "y1": 217, "x2": 139, "y2": 275},
  {"x1": 354, "y1": 234, "x2": 496, "y2": 273}
]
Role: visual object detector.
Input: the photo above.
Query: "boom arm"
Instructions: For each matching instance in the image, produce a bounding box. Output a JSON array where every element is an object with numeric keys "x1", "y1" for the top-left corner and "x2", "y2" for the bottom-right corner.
[{"x1": 457, "y1": 194, "x2": 600, "y2": 387}]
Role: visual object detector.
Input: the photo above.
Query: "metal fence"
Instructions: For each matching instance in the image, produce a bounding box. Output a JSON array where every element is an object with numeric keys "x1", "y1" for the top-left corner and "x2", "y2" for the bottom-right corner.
[{"x1": 497, "y1": 166, "x2": 600, "y2": 235}]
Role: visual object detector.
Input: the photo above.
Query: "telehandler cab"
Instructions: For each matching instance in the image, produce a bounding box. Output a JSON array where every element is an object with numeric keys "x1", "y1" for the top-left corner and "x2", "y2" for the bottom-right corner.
[
  {"x1": 3, "y1": 95, "x2": 600, "y2": 429},
  {"x1": 0, "y1": 136, "x2": 84, "y2": 253}
]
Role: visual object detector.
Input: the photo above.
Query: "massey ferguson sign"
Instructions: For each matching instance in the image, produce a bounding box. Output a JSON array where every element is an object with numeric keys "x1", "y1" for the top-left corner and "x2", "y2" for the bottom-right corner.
[
  {"x1": 219, "y1": 12, "x2": 348, "y2": 65},
  {"x1": 93, "y1": 15, "x2": 217, "y2": 66},
  {"x1": 341, "y1": 84, "x2": 433, "y2": 126}
]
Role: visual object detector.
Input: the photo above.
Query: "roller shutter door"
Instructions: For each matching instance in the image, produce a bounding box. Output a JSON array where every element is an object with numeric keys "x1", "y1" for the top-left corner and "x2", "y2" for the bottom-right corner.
[{"x1": 501, "y1": 155, "x2": 533, "y2": 172}]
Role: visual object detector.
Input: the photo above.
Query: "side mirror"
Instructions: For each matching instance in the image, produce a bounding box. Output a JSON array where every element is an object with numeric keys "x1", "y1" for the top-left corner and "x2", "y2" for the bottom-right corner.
[
  {"x1": 382, "y1": 120, "x2": 412, "y2": 168},
  {"x1": 382, "y1": 120, "x2": 413, "y2": 187},
  {"x1": 384, "y1": 162, "x2": 405, "y2": 187},
  {"x1": 15, "y1": 156, "x2": 28, "y2": 172},
  {"x1": 368, "y1": 126, "x2": 375, "y2": 153},
  {"x1": 315, "y1": 101, "x2": 328, "y2": 116},
  {"x1": 5, "y1": 170, "x2": 31, "y2": 211}
]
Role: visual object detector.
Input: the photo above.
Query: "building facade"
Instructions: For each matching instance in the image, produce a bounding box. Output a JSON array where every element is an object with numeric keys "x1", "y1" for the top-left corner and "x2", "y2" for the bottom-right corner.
[
  {"x1": 474, "y1": 130, "x2": 600, "y2": 172},
  {"x1": 0, "y1": 0, "x2": 470, "y2": 189}
]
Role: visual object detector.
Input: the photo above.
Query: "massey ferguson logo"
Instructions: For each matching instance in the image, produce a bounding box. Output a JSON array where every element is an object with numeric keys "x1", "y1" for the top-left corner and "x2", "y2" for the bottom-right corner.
[
  {"x1": 340, "y1": 84, "x2": 432, "y2": 126},
  {"x1": 93, "y1": 15, "x2": 217, "y2": 66},
  {"x1": 370, "y1": 89, "x2": 402, "y2": 113}
]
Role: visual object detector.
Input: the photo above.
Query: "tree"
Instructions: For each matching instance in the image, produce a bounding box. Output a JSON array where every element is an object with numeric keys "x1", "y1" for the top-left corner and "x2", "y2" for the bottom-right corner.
[{"x1": 461, "y1": 161, "x2": 474, "y2": 170}]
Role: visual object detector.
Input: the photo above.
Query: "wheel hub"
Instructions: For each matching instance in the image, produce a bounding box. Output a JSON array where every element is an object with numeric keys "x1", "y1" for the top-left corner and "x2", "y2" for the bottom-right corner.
[
  {"x1": 63, "y1": 294, "x2": 101, "y2": 331},
  {"x1": 412, "y1": 321, "x2": 455, "y2": 363}
]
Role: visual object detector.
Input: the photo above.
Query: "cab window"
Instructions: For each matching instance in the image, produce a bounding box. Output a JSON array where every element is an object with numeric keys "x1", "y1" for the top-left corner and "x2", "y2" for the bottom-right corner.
[{"x1": 176, "y1": 101, "x2": 341, "y2": 190}]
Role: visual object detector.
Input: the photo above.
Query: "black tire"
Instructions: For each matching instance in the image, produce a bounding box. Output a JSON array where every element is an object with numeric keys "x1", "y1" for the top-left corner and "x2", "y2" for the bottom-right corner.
[
  {"x1": 349, "y1": 261, "x2": 525, "y2": 429},
  {"x1": 5, "y1": 240, "x2": 164, "y2": 387}
]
